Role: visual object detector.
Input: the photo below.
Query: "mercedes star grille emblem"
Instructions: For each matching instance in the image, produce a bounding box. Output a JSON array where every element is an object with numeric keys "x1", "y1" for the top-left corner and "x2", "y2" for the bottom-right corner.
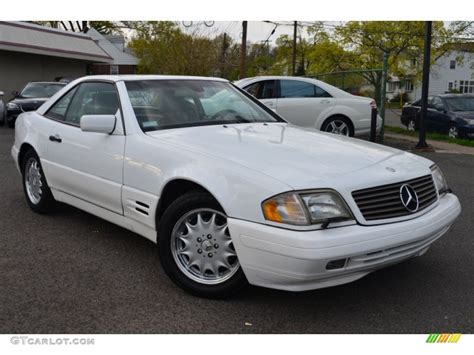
[{"x1": 399, "y1": 184, "x2": 419, "y2": 212}]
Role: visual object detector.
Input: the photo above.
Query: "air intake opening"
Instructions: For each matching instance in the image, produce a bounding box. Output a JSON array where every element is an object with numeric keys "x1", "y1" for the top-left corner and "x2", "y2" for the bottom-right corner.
[{"x1": 326, "y1": 258, "x2": 347, "y2": 270}]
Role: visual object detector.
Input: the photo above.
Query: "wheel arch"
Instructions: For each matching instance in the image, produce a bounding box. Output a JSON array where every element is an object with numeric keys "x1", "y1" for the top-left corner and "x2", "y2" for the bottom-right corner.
[
  {"x1": 18, "y1": 142, "x2": 37, "y2": 172},
  {"x1": 156, "y1": 178, "x2": 226, "y2": 224}
]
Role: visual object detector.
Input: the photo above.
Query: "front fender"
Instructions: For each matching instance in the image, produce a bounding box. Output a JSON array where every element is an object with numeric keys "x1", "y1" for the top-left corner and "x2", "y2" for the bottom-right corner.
[{"x1": 123, "y1": 134, "x2": 292, "y2": 224}]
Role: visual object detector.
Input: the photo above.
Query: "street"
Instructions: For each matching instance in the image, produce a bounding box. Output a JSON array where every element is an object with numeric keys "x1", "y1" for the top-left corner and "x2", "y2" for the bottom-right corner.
[{"x1": 1, "y1": 126, "x2": 472, "y2": 334}]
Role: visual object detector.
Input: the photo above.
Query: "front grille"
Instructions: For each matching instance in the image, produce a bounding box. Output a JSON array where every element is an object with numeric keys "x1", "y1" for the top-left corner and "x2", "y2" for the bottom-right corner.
[{"x1": 352, "y1": 175, "x2": 437, "y2": 221}]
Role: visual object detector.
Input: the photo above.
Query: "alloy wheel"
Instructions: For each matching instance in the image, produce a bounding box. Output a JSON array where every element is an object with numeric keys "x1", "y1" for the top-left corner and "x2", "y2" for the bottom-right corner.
[
  {"x1": 448, "y1": 125, "x2": 459, "y2": 139},
  {"x1": 325, "y1": 119, "x2": 350, "y2": 136},
  {"x1": 24, "y1": 157, "x2": 43, "y2": 204},
  {"x1": 170, "y1": 208, "x2": 239, "y2": 285}
]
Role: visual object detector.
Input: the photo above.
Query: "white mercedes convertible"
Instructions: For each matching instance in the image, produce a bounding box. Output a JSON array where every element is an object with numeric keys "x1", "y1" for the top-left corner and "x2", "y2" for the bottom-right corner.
[{"x1": 12, "y1": 75, "x2": 461, "y2": 298}]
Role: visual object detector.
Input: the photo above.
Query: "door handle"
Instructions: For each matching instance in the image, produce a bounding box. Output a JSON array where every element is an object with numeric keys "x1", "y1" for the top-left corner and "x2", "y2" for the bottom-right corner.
[
  {"x1": 262, "y1": 101, "x2": 274, "y2": 106},
  {"x1": 321, "y1": 99, "x2": 330, "y2": 104},
  {"x1": 49, "y1": 134, "x2": 62, "y2": 143}
]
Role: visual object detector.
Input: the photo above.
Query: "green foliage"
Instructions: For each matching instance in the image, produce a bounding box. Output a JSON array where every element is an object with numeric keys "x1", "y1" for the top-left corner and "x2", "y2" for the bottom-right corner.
[
  {"x1": 129, "y1": 22, "x2": 218, "y2": 76},
  {"x1": 385, "y1": 126, "x2": 474, "y2": 147}
]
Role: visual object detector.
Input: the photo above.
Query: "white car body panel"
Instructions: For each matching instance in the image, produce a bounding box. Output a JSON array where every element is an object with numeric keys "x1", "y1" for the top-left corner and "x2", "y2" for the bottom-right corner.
[
  {"x1": 11, "y1": 75, "x2": 461, "y2": 291},
  {"x1": 43, "y1": 122, "x2": 125, "y2": 214},
  {"x1": 235, "y1": 76, "x2": 381, "y2": 135}
]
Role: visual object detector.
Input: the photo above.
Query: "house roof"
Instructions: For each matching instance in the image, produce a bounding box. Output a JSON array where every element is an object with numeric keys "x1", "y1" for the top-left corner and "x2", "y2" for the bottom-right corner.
[
  {"x1": 87, "y1": 28, "x2": 138, "y2": 66},
  {"x1": 0, "y1": 21, "x2": 112, "y2": 62}
]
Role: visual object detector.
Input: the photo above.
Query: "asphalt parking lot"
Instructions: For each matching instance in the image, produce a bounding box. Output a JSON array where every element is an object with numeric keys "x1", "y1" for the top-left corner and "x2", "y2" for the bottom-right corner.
[{"x1": 1, "y1": 126, "x2": 473, "y2": 334}]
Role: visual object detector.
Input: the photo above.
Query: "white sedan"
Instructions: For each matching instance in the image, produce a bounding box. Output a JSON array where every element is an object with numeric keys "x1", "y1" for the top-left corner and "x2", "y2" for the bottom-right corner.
[
  {"x1": 12, "y1": 75, "x2": 460, "y2": 298},
  {"x1": 235, "y1": 76, "x2": 381, "y2": 136}
]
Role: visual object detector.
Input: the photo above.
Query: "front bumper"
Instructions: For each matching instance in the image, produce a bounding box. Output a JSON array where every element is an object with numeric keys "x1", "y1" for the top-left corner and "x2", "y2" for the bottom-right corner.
[{"x1": 228, "y1": 193, "x2": 461, "y2": 291}]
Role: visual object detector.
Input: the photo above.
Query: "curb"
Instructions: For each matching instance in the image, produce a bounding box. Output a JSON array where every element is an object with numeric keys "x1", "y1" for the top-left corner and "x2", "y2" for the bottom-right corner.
[{"x1": 384, "y1": 132, "x2": 474, "y2": 156}]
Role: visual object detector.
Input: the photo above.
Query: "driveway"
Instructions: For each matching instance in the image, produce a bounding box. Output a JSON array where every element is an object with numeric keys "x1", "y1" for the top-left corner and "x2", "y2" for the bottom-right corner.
[{"x1": 1, "y1": 126, "x2": 472, "y2": 334}]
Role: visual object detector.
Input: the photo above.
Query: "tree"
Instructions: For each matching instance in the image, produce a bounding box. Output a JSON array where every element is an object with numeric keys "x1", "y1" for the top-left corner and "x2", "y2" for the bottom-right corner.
[
  {"x1": 308, "y1": 21, "x2": 473, "y2": 101},
  {"x1": 129, "y1": 22, "x2": 219, "y2": 76},
  {"x1": 31, "y1": 21, "x2": 122, "y2": 34}
]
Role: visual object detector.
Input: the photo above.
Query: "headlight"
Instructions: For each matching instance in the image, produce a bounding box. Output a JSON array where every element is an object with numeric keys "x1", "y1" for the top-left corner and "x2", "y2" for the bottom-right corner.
[
  {"x1": 431, "y1": 165, "x2": 449, "y2": 194},
  {"x1": 262, "y1": 190, "x2": 353, "y2": 226},
  {"x1": 462, "y1": 118, "x2": 474, "y2": 125},
  {"x1": 6, "y1": 102, "x2": 19, "y2": 110}
]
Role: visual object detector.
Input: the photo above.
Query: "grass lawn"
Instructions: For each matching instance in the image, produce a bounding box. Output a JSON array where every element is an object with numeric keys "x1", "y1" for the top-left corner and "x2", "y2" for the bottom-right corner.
[{"x1": 385, "y1": 125, "x2": 474, "y2": 148}]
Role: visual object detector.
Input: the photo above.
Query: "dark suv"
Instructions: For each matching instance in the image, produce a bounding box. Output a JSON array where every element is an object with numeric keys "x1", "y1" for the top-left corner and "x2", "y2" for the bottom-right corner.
[
  {"x1": 5, "y1": 82, "x2": 66, "y2": 128},
  {"x1": 401, "y1": 94, "x2": 474, "y2": 139}
]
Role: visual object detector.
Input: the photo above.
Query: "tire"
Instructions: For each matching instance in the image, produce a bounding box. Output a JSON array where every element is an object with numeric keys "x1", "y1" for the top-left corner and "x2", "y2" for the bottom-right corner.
[
  {"x1": 157, "y1": 191, "x2": 247, "y2": 298},
  {"x1": 321, "y1": 116, "x2": 354, "y2": 137},
  {"x1": 7, "y1": 117, "x2": 15, "y2": 128},
  {"x1": 448, "y1": 123, "x2": 459, "y2": 139},
  {"x1": 21, "y1": 150, "x2": 56, "y2": 213}
]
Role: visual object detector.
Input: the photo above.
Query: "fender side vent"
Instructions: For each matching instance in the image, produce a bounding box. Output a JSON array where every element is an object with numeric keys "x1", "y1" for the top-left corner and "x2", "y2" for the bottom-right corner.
[
  {"x1": 135, "y1": 207, "x2": 149, "y2": 216},
  {"x1": 136, "y1": 201, "x2": 150, "y2": 208}
]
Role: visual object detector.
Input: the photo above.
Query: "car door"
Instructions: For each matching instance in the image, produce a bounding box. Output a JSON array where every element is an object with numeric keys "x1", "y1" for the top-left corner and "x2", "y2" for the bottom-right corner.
[
  {"x1": 243, "y1": 80, "x2": 277, "y2": 109},
  {"x1": 275, "y1": 79, "x2": 335, "y2": 127},
  {"x1": 428, "y1": 96, "x2": 450, "y2": 132},
  {"x1": 44, "y1": 81, "x2": 126, "y2": 215}
]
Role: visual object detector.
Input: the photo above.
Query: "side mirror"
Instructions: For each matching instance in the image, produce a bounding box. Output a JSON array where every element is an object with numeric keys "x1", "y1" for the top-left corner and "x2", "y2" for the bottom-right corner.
[
  {"x1": 80, "y1": 115, "x2": 116, "y2": 134},
  {"x1": 11, "y1": 91, "x2": 19, "y2": 97}
]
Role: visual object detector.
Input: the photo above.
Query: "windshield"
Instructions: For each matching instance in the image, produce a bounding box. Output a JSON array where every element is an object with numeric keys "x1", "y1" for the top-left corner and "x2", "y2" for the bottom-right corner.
[
  {"x1": 125, "y1": 80, "x2": 281, "y2": 132},
  {"x1": 20, "y1": 83, "x2": 65, "y2": 98},
  {"x1": 445, "y1": 97, "x2": 474, "y2": 112}
]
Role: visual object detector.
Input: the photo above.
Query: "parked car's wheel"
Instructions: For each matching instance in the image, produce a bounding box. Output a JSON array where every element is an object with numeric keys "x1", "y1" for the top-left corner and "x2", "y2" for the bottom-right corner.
[
  {"x1": 7, "y1": 117, "x2": 15, "y2": 128},
  {"x1": 407, "y1": 118, "x2": 416, "y2": 131},
  {"x1": 321, "y1": 116, "x2": 354, "y2": 137},
  {"x1": 448, "y1": 123, "x2": 459, "y2": 139},
  {"x1": 22, "y1": 150, "x2": 56, "y2": 213},
  {"x1": 158, "y1": 191, "x2": 247, "y2": 298}
]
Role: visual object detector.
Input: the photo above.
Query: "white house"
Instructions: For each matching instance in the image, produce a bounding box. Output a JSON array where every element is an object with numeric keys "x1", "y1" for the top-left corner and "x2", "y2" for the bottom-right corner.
[{"x1": 387, "y1": 45, "x2": 474, "y2": 102}]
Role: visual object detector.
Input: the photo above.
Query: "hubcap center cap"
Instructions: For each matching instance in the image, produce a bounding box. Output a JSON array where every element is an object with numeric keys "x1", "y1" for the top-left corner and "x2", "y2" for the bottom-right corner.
[{"x1": 201, "y1": 240, "x2": 213, "y2": 251}]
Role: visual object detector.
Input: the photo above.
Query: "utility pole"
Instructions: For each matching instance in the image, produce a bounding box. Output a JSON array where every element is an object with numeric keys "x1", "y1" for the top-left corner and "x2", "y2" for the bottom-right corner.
[
  {"x1": 417, "y1": 21, "x2": 432, "y2": 149},
  {"x1": 292, "y1": 21, "x2": 297, "y2": 76},
  {"x1": 220, "y1": 32, "x2": 228, "y2": 78},
  {"x1": 379, "y1": 52, "x2": 389, "y2": 143},
  {"x1": 239, "y1": 21, "x2": 248, "y2": 79}
]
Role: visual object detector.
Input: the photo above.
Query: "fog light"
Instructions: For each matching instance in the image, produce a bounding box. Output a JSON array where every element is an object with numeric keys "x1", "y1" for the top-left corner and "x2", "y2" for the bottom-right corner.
[{"x1": 326, "y1": 258, "x2": 347, "y2": 270}]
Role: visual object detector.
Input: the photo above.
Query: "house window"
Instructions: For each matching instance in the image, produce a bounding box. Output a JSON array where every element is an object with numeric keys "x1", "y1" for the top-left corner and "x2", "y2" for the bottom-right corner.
[
  {"x1": 387, "y1": 81, "x2": 399, "y2": 92},
  {"x1": 110, "y1": 65, "x2": 119, "y2": 75},
  {"x1": 449, "y1": 60, "x2": 456, "y2": 69},
  {"x1": 448, "y1": 82, "x2": 454, "y2": 91},
  {"x1": 459, "y1": 80, "x2": 474, "y2": 93},
  {"x1": 404, "y1": 79, "x2": 413, "y2": 92}
]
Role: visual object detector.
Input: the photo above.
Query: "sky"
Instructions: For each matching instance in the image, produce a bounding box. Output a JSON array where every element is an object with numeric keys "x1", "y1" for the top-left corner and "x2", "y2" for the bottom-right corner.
[{"x1": 177, "y1": 21, "x2": 326, "y2": 45}]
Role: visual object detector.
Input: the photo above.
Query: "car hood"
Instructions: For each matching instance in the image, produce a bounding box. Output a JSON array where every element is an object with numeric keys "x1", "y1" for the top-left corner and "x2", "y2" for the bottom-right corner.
[
  {"x1": 9, "y1": 97, "x2": 48, "y2": 111},
  {"x1": 147, "y1": 123, "x2": 431, "y2": 190}
]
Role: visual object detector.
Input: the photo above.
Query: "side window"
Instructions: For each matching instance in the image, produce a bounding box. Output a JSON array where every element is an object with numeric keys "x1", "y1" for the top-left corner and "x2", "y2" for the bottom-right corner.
[
  {"x1": 260, "y1": 80, "x2": 275, "y2": 99},
  {"x1": 46, "y1": 87, "x2": 78, "y2": 121},
  {"x1": 314, "y1": 85, "x2": 332, "y2": 98},
  {"x1": 243, "y1": 80, "x2": 275, "y2": 99},
  {"x1": 64, "y1": 82, "x2": 119, "y2": 125},
  {"x1": 279, "y1": 80, "x2": 328, "y2": 98},
  {"x1": 244, "y1": 82, "x2": 261, "y2": 98}
]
